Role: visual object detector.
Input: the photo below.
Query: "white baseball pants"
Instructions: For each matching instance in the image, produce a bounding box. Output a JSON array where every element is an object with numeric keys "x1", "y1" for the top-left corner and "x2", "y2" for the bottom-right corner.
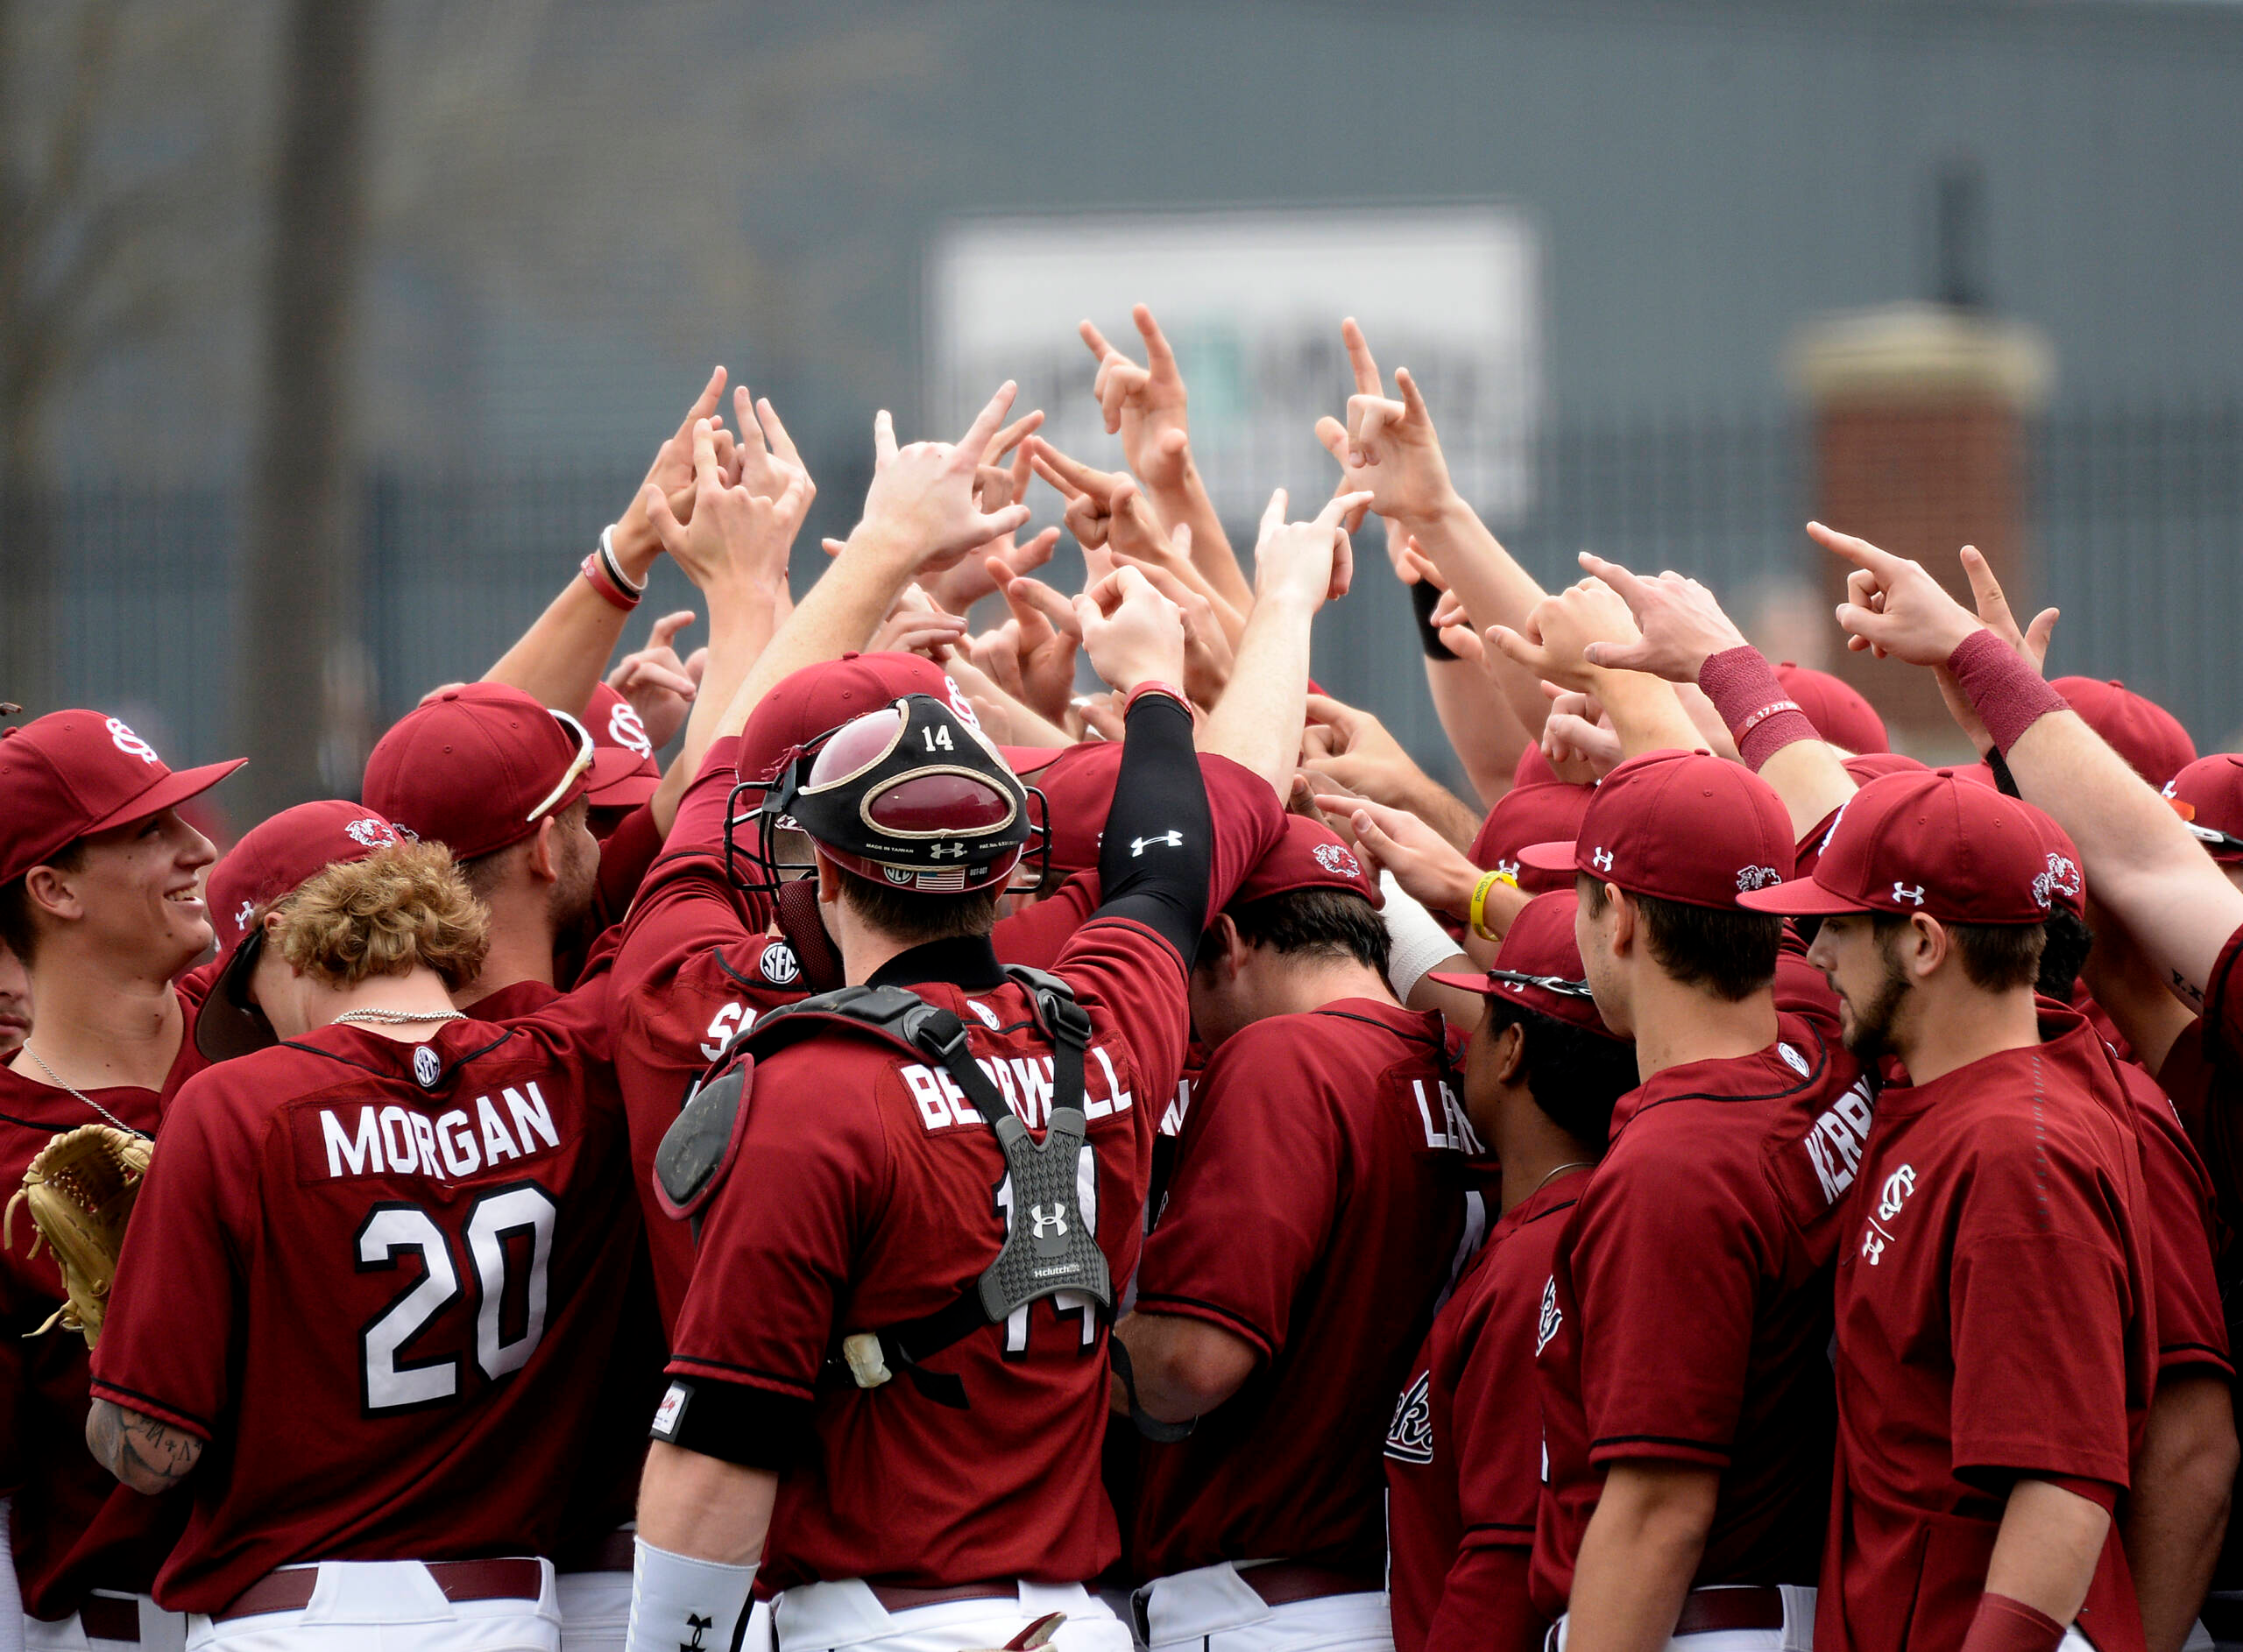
[
  {"x1": 180, "y1": 1562, "x2": 560, "y2": 1652},
  {"x1": 770, "y1": 1581, "x2": 1127, "y2": 1652}
]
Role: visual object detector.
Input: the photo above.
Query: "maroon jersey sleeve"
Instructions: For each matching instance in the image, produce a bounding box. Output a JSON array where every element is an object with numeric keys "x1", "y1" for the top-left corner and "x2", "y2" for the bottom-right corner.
[
  {"x1": 2119, "y1": 1062, "x2": 2232, "y2": 1377},
  {"x1": 1199, "y1": 754, "x2": 1288, "y2": 921},
  {"x1": 593, "y1": 800, "x2": 667, "y2": 925},
  {"x1": 1130, "y1": 1022, "x2": 1341, "y2": 1359},
  {"x1": 1947, "y1": 1118, "x2": 2140, "y2": 1487},
  {"x1": 90, "y1": 1096, "x2": 237, "y2": 1438},
  {"x1": 666, "y1": 1055, "x2": 892, "y2": 1414},
  {"x1": 992, "y1": 873, "x2": 1100, "y2": 971},
  {"x1": 1571, "y1": 1142, "x2": 1764, "y2": 1469}
]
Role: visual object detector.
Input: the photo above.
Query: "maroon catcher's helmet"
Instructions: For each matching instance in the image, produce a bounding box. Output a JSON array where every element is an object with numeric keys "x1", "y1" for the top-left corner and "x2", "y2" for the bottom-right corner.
[{"x1": 729, "y1": 694, "x2": 1048, "y2": 896}]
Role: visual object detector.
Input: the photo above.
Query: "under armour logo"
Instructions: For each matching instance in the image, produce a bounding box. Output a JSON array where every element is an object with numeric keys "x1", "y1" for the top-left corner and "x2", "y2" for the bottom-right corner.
[
  {"x1": 234, "y1": 898, "x2": 256, "y2": 934},
  {"x1": 1028, "y1": 1204, "x2": 1068, "y2": 1239},
  {"x1": 1892, "y1": 883, "x2": 1927, "y2": 906},
  {"x1": 681, "y1": 1614, "x2": 714, "y2": 1652},
  {"x1": 929, "y1": 840, "x2": 966, "y2": 859},
  {"x1": 1590, "y1": 847, "x2": 1615, "y2": 872},
  {"x1": 1132, "y1": 831, "x2": 1183, "y2": 856}
]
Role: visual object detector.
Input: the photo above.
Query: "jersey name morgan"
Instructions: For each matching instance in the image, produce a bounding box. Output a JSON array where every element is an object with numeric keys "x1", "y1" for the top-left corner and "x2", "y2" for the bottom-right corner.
[{"x1": 306, "y1": 1081, "x2": 560, "y2": 1180}]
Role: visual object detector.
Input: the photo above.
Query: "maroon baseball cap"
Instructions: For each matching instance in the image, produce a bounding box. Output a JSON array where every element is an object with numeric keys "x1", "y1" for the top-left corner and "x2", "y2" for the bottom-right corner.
[
  {"x1": 2165, "y1": 753, "x2": 2243, "y2": 865},
  {"x1": 736, "y1": 653, "x2": 1045, "y2": 785},
  {"x1": 1737, "y1": 770, "x2": 2077, "y2": 926},
  {"x1": 1022, "y1": 741, "x2": 1122, "y2": 874},
  {"x1": 0, "y1": 710, "x2": 244, "y2": 886},
  {"x1": 196, "y1": 801, "x2": 417, "y2": 1061},
  {"x1": 1518, "y1": 751, "x2": 1794, "y2": 911},
  {"x1": 1228, "y1": 814, "x2": 1383, "y2": 909},
  {"x1": 1794, "y1": 752, "x2": 1934, "y2": 880},
  {"x1": 364, "y1": 684, "x2": 595, "y2": 862},
  {"x1": 1468, "y1": 782, "x2": 1593, "y2": 895},
  {"x1": 584, "y1": 682, "x2": 662, "y2": 808},
  {"x1": 1773, "y1": 662, "x2": 1889, "y2": 756},
  {"x1": 2052, "y1": 677, "x2": 2196, "y2": 787},
  {"x1": 1512, "y1": 743, "x2": 1561, "y2": 789},
  {"x1": 1426, "y1": 890, "x2": 1620, "y2": 1040}
]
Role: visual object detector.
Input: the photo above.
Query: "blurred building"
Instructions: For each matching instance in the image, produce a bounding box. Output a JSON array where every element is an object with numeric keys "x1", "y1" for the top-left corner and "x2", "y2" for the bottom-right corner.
[{"x1": 18, "y1": 0, "x2": 2243, "y2": 780}]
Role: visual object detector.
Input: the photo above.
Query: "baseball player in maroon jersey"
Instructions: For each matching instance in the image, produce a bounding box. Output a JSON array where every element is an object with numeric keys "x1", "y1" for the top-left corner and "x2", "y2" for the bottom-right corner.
[
  {"x1": 1113, "y1": 815, "x2": 1476, "y2": 1652},
  {"x1": 1511, "y1": 749, "x2": 1867, "y2": 1652},
  {"x1": 1794, "y1": 526, "x2": 2243, "y2": 1650},
  {"x1": 0, "y1": 710, "x2": 243, "y2": 1652},
  {"x1": 1737, "y1": 770, "x2": 2158, "y2": 1652},
  {"x1": 364, "y1": 683, "x2": 608, "y2": 1008},
  {"x1": 86, "y1": 830, "x2": 635, "y2": 1652},
  {"x1": 625, "y1": 557, "x2": 1291, "y2": 1652},
  {"x1": 1385, "y1": 892, "x2": 1637, "y2": 1652}
]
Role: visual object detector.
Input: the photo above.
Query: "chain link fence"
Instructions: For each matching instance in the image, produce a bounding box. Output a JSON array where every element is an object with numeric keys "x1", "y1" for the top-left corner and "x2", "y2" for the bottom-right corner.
[{"x1": 29, "y1": 401, "x2": 2243, "y2": 796}]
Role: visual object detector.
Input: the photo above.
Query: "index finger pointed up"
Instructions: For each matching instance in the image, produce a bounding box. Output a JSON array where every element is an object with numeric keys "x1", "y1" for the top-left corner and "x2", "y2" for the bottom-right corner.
[
  {"x1": 690, "y1": 418, "x2": 721, "y2": 487},
  {"x1": 1341, "y1": 317, "x2": 1384, "y2": 397},
  {"x1": 1578, "y1": 551, "x2": 1654, "y2": 613},
  {"x1": 1393, "y1": 365, "x2": 1433, "y2": 427},
  {"x1": 1079, "y1": 319, "x2": 1121, "y2": 365},
  {"x1": 874, "y1": 409, "x2": 898, "y2": 466},
  {"x1": 685, "y1": 365, "x2": 726, "y2": 426},
  {"x1": 1258, "y1": 487, "x2": 1289, "y2": 542},
  {"x1": 732, "y1": 386, "x2": 769, "y2": 457},
  {"x1": 953, "y1": 381, "x2": 1019, "y2": 467},
  {"x1": 1133, "y1": 304, "x2": 1178, "y2": 372},
  {"x1": 754, "y1": 398, "x2": 805, "y2": 470},
  {"x1": 1806, "y1": 520, "x2": 1900, "y2": 575}
]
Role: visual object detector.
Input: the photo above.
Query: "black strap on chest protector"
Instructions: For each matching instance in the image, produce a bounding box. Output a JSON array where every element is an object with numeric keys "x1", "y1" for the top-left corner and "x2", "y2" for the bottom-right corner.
[{"x1": 733, "y1": 967, "x2": 1112, "y2": 1409}]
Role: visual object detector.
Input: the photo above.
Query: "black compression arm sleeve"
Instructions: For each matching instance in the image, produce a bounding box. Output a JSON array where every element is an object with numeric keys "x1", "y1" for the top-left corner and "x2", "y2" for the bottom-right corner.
[{"x1": 1093, "y1": 693, "x2": 1214, "y2": 962}]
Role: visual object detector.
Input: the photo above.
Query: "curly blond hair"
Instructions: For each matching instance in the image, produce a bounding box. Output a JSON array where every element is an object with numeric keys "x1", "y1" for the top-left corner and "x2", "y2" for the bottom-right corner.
[{"x1": 274, "y1": 841, "x2": 489, "y2": 990}]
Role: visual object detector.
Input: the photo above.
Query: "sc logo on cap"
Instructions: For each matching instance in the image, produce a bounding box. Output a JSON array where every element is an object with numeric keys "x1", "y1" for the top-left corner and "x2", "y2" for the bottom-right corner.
[
  {"x1": 105, "y1": 717, "x2": 159, "y2": 765},
  {"x1": 608, "y1": 702, "x2": 653, "y2": 759}
]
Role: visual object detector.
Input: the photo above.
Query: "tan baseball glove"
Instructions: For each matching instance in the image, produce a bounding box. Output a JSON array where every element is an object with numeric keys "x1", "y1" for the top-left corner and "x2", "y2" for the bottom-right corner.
[{"x1": 4, "y1": 1124, "x2": 152, "y2": 1348}]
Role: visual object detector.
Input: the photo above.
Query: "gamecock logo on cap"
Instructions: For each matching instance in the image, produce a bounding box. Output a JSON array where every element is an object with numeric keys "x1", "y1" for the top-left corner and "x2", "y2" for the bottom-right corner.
[
  {"x1": 343, "y1": 817, "x2": 400, "y2": 848},
  {"x1": 1311, "y1": 841, "x2": 1361, "y2": 879},
  {"x1": 2033, "y1": 852, "x2": 2082, "y2": 911},
  {"x1": 1735, "y1": 865, "x2": 1781, "y2": 893}
]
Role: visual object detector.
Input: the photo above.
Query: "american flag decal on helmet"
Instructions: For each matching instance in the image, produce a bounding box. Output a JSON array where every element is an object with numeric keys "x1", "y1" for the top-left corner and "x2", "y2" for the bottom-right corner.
[{"x1": 916, "y1": 867, "x2": 968, "y2": 892}]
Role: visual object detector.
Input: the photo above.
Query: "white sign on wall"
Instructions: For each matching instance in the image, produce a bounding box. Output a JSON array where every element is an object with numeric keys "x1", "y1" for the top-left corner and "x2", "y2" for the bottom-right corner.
[{"x1": 927, "y1": 204, "x2": 1541, "y2": 524}]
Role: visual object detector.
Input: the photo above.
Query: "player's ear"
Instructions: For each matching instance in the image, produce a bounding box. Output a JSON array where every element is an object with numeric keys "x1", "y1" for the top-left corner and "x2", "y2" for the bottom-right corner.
[
  {"x1": 526, "y1": 817, "x2": 561, "y2": 884},
  {"x1": 1213, "y1": 914, "x2": 1246, "y2": 978},
  {"x1": 1604, "y1": 885, "x2": 1637, "y2": 957},
  {"x1": 1489, "y1": 1019, "x2": 1526, "y2": 1087},
  {"x1": 21, "y1": 861, "x2": 83, "y2": 924},
  {"x1": 1909, "y1": 913, "x2": 1948, "y2": 979},
  {"x1": 814, "y1": 852, "x2": 841, "y2": 908}
]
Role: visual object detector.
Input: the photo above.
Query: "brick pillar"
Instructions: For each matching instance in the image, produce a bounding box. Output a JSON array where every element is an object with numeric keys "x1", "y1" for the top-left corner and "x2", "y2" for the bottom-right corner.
[{"x1": 1788, "y1": 305, "x2": 2053, "y2": 752}]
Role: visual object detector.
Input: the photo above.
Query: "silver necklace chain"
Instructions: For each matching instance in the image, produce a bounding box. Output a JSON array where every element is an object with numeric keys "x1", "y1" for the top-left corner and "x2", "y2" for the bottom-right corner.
[
  {"x1": 19, "y1": 1046, "x2": 148, "y2": 1137},
  {"x1": 1532, "y1": 1160, "x2": 1596, "y2": 1198},
  {"x1": 333, "y1": 1008, "x2": 467, "y2": 1027}
]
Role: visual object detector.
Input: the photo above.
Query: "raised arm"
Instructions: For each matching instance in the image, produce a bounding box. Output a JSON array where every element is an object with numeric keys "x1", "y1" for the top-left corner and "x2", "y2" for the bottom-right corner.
[
  {"x1": 1080, "y1": 304, "x2": 1253, "y2": 615},
  {"x1": 1815, "y1": 521, "x2": 2243, "y2": 1000},
  {"x1": 1487, "y1": 580, "x2": 1706, "y2": 760},
  {"x1": 713, "y1": 385, "x2": 1035, "y2": 743},
  {"x1": 1197, "y1": 488, "x2": 1369, "y2": 795},
  {"x1": 1574, "y1": 553, "x2": 1857, "y2": 842},
  {"x1": 642, "y1": 399, "x2": 814, "y2": 833},
  {"x1": 1317, "y1": 319, "x2": 1553, "y2": 735}
]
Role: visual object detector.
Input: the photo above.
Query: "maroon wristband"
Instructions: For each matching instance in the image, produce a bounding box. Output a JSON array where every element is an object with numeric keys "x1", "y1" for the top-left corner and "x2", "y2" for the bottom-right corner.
[
  {"x1": 1697, "y1": 645, "x2": 1820, "y2": 772},
  {"x1": 1946, "y1": 628, "x2": 2069, "y2": 755},
  {"x1": 1959, "y1": 1592, "x2": 2067, "y2": 1652},
  {"x1": 580, "y1": 552, "x2": 640, "y2": 612}
]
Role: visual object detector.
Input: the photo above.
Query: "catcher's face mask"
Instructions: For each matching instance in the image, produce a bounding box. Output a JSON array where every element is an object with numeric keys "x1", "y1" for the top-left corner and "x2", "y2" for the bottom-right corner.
[
  {"x1": 195, "y1": 915, "x2": 282, "y2": 1063},
  {"x1": 725, "y1": 695, "x2": 1050, "y2": 899}
]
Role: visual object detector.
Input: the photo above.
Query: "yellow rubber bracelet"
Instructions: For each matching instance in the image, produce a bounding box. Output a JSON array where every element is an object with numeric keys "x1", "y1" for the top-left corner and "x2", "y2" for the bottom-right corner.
[{"x1": 1468, "y1": 867, "x2": 1518, "y2": 942}]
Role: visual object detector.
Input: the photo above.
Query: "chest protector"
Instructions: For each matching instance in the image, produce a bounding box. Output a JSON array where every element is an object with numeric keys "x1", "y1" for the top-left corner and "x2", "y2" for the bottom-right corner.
[{"x1": 655, "y1": 964, "x2": 1110, "y2": 1409}]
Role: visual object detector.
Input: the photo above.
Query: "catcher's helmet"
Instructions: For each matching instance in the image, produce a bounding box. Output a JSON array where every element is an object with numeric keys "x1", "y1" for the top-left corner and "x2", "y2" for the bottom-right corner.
[{"x1": 727, "y1": 694, "x2": 1049, "y2": 896}]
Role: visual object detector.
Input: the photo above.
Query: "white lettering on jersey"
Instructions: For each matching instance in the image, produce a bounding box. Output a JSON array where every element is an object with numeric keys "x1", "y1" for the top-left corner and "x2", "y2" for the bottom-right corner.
[
  {"x1": 323, "y1": 1107, "x2": 383, "y2": 1178},
  {"x1": 1412, "y1": 1077, "x2": 1478, "y2": 1153},
  {"x1": 906, "y1": 1043, "x2": 1129, "y2": 1133},
  {"x1": 316, "y1": 1082, "x2": 562, "y2": 1181},
  {"x1": 1802, "y1": 1077, "x2": 1877, "y2": 1204},
  {"x1": 1158, "y1": 1076, "x2": 1193, "y2": 1139},
  {"x1": 700, "y1": 1002, "x2": 749, "y2": 1063},
  {"x1": 1384, "y1": 1371, "x2": 1435, "y2": 1464},
  {"x1": 1536, "y1": 1274, "x2": 1562, "y2": 1355}
]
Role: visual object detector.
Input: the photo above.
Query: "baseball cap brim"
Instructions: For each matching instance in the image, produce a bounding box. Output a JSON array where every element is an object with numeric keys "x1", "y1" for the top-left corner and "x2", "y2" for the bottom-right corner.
[
  {"x1": 1516, "y1": 839, "x2": 1580, "y2": 873},
  {"x1": 1425, "y1": 968, "x2": 1497, "y2": 995},
  {"x1": 193, "y1": 926, "x2": 279, "y2": 1063},
  {"x1": 86, "y1": 757, "x2": 246, "y2": 837},
  {"x1": 585, "y1": 745, "x2": 661, "y2": 808},
  {"x1": 1734, "y1": 878, "x2": 1876, "y2": 917}
]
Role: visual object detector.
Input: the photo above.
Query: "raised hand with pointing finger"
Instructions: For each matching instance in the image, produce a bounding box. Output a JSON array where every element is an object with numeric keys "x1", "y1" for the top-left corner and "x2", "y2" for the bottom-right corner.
[
  {"x1": 853, "y1": 383, "x2": 1036, "y2": 573},
  {"x1": 1080, "y1": 305, "x2": 1192, "y2": 493}
]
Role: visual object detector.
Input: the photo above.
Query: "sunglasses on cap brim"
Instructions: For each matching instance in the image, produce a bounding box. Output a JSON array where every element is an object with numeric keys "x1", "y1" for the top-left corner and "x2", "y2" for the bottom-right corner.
[
  {"x1": 2187, "y1": 822, "x2": 2243, "y2": 858},
  {"x1": 525, "y1": 710, "x2": 598, "y2": 825},
  {"x1": 1485, "y1": 969, "x2": 1598, "y2": 1000}
]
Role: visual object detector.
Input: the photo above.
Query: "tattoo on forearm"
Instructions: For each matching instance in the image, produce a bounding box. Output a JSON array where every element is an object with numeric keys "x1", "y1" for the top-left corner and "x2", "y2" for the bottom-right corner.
[{"x1": 88, "y1": 1401, "x2": 202, "y2": 1493}]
